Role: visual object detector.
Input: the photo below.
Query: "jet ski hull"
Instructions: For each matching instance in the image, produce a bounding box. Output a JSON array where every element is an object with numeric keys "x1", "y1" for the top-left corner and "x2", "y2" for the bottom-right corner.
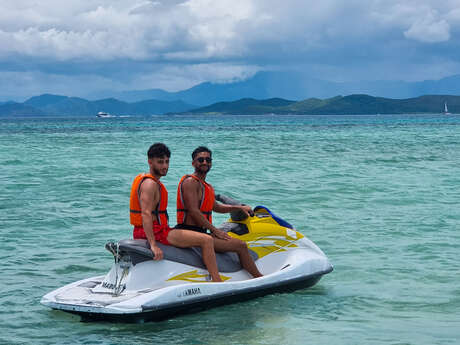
[
  {"x1": 70, "y1": 271, "x2": 329, "y2": 322},
  {"x1": 41, "y1": 206, "x2": 333, "y2": 322}
]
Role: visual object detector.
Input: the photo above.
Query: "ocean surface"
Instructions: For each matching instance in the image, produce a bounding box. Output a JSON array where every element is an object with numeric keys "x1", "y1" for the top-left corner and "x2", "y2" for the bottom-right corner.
[{"x1": 1, "y1": 114, "x2": 459, "y2": 345}]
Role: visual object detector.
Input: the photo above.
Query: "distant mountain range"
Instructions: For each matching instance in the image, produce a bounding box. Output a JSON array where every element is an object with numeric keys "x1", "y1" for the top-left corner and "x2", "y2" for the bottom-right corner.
[
  {"x1": 181, "y1": 94, "x2": 458, "y2": 115},
  {"x1": 91, "y1": 71, "x2": 460, "y2": 106},
  {"x1": 1, "y1": 93, "x2": 457, "y2": 118},
  {"x1": 2, "y1": 71, "x2": 460, "y2": 116},
  {"x1": 0, "y1": 94, "x2": 195, "y2": 117},
  {"x1": 0, "y1": 102, "x2": 45, "y2": 116}
]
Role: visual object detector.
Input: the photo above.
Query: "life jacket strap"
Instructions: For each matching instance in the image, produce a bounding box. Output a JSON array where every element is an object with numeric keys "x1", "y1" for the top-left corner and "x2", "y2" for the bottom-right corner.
[
  {"x1": 130, "y1": 209, "x2": 168, "y2": 215},
  {"x1": 177, "y1": 208, "x2": 211, "y2": 215}
]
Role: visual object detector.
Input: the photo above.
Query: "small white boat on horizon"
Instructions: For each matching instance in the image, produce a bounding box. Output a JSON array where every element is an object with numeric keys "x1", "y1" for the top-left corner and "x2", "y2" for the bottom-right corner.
[{"x1": 97, "y1": 111, "x2": 114, "y2": 118}]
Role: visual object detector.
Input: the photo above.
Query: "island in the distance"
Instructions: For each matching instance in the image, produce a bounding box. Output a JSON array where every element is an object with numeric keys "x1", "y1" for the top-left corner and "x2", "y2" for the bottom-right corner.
[
  {"x1": 178, "y1": 94, "x2": 458, "y2": 115},
  {"x1": 0, "y1": 94, "x2": 458, "y2": 116}
]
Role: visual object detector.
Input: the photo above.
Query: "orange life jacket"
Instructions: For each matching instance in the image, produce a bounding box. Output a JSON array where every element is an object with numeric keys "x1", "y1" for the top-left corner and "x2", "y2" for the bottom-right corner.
[
  {"x1": 129, "y1": 173, "x2": 169, "y2": 226},
  {"x1": 176, "y1": 174, "x2": 215, "y2": 224}
]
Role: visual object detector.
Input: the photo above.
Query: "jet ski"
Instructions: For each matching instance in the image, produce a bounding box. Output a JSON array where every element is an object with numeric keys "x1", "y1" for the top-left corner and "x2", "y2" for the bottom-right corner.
[{"x1": 41, "y1": 196, "x2": 333, "y2": 322}]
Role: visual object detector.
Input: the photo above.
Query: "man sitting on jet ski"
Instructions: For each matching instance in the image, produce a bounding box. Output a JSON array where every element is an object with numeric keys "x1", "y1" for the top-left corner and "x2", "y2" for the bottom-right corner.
[
  {"x1": 176, "y1": 146, "x2": 263, "y2": 279},
  {"x1": 129, "y1": 143, "x2": 223, "y2": 282}
]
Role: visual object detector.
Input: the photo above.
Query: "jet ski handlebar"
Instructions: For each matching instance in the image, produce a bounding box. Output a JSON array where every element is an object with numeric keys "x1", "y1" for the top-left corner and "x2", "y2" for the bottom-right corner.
[
  {"x1": 215, "y1": 194, "x2": 250, "y2": 221},
  {"x1": 215, "y1": 194, "x2": 241, "y2": 206}
]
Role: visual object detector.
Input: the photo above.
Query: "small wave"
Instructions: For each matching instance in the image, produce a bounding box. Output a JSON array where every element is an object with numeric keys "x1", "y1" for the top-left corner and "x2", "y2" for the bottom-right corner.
[{"x1": 53, "y1": 264, "x2": 96, "y2": 274}]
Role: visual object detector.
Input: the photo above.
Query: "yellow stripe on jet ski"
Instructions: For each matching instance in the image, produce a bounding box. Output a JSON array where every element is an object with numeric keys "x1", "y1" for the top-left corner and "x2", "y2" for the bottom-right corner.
[
  {"x1": 228, "y1": 233, "x2": 302, "y2": 259},
  {"x1": 227, "y1": 215, "x2": 306, "y2": 259},
  {"x1": 167, "y1": 270, "x2": 231, "y2": 283}
]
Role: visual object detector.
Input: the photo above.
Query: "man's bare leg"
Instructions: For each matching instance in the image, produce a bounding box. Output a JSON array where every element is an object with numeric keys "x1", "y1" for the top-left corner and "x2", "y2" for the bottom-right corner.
[
  {"x1": 213, "y1": 238, "x2": 263, "y2": 278},
  {"x1": 167, "y1": 229, "x2": 222, "y2": 282}
]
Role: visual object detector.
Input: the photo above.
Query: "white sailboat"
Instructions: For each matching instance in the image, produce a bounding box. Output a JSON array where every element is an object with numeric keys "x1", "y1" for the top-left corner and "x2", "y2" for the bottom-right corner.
[{"x1": 444, "y1": 102, "x2": 451, "y2": 115}]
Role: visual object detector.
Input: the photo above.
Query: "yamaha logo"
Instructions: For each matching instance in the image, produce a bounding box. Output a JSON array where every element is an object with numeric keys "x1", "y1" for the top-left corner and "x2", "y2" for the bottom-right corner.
[
  {"x1": 102, "y1": 282, "x2": 126, "y2": 290},
  {"x1": 180, "y1": 287, "x2": 202, "y2": 297}
]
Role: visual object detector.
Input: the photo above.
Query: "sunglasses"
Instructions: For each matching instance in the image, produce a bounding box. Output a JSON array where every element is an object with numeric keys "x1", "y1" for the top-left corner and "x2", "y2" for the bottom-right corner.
[{"x1": 196, "y1": 157, "x2": 212, "y2": 163}]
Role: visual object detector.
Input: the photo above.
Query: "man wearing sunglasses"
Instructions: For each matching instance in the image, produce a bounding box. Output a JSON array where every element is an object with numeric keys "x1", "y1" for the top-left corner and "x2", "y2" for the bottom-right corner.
[{"x1": 176, "y1": 146, "x2": 263, "y2": 278}]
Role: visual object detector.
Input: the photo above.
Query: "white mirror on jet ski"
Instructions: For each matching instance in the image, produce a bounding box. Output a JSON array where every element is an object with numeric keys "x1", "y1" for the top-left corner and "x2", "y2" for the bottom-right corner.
[{"x1": 41, "y1": 197, "x2": 333, "y2": 323}]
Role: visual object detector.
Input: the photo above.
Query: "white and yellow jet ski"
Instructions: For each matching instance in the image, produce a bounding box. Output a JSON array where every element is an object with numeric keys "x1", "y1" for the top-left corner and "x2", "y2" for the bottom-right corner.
[{"x1": 41, "y1": 196, "x2": 333, "y2": 322}]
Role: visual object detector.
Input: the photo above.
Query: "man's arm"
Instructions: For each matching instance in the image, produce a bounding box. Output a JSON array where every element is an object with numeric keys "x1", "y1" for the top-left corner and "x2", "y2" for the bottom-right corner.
[
  {"x1": 139, "y1": 179, "x2": 164, "y2": 260},
  {"x1": 213, "y1": 202, "x2": 253, "y2": 217},
  {"x1": 181, "y1": 178, "x2": 230, "y2": 240}
]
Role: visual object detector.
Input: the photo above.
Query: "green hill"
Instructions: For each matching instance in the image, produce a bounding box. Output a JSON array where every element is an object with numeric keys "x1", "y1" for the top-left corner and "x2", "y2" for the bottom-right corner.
[
  {"x1": 0, "y1": 94, "x2": 196, "y2": 116},
  {"x1": 185, "y1": 98, "x2": 296, "y2": 115},
  {"x1": 183, "y1": 94, "x2": 459, "y2": 115},
  {"x1": 0, "y1": 103, "x2": 45, "y2": 116}
]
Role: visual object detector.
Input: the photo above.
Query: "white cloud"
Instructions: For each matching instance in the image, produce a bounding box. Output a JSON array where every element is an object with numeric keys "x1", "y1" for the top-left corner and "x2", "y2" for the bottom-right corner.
[
  {"x1": 0, "y1": 0, "x2": 257, "y2": 60},
  {"x1": 1, "y1": 0, "x2": 459, "y2": 60},
  {"x1": 404, "y1": 17, "x2": 450, "y2": 43}
]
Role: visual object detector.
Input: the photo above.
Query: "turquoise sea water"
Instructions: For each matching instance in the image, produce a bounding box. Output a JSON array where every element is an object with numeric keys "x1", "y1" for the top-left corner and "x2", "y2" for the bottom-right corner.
[{"x1": 1, "y1": 114, "x2": 459, "y2": 345}]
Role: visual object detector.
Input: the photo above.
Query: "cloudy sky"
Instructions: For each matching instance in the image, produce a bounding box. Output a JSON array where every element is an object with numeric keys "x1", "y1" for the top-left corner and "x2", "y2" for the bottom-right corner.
[{"x1": 1, "y1": 0, "x2": 460, "y2": 101}]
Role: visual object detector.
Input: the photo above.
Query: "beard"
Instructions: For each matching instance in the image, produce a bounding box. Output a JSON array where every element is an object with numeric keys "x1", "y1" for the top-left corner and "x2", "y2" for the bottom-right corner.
[
  {"x1": 196, "y1": 165, "x2": 211, "y2": 174},
  {"x1": 153, "y1": 167, "x2": 167, "y2": 176}
]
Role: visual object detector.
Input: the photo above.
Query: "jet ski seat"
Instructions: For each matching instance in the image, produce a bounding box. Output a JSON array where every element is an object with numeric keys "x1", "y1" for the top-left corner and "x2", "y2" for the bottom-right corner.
[{"x1": 106, "y1": 238, "x2": 258, "y2": 273}]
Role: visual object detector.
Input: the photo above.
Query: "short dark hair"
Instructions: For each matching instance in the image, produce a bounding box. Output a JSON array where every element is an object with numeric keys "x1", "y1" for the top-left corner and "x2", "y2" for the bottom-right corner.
[
  {"x1": 192, "y1": 146, "x2": 212, "y2": 160},
  {"x1": 147, "y1": 143, "x2": 171, "y2": 159}
]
